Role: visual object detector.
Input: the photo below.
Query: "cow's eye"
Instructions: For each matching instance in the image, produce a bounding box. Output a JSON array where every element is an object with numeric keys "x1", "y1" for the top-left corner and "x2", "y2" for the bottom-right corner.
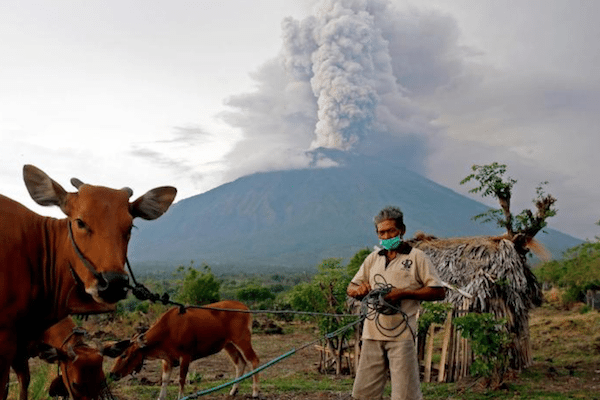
[{"x1": 76, "y1": 219, "x2": 87, "y2": 230}]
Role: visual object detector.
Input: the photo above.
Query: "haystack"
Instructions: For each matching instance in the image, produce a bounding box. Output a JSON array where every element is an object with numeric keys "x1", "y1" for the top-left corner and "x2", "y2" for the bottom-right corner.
[{"x1": 408, "y1": 232, "x2": 543, "y2": 379}]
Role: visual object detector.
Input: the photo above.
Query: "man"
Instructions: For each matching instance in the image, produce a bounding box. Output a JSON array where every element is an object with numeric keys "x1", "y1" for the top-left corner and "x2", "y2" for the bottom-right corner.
[{"x1": 347, "y1": 206, "x2": 445, "y2": 400}]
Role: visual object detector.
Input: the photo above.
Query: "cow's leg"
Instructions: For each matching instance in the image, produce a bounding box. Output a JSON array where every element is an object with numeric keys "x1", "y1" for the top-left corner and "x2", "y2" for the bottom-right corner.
[
  {"x1": 158, "y1": 359, "x2": 173, "y2": 400},
  {"x1": 234, "y1": 334, "x2": 261, "y2": 398},
  {"x1": 11, "y1": 355, "x2": 30, "y2": 400},
  {"x1": 0, "y1": 330, "x2": 17, "y2": 400},
  {"x1": 0, "y1": 371, "x2": 7, "y2": 400},
  {"x1": 223, "y1": 343, "x2": 245, "y2": 396},
  {"x1": 178, "y1": 356, "x2": 191, "y2": 400},
  {"x1": 0, "y1": 368, "x2": 8, "y2": 400}
]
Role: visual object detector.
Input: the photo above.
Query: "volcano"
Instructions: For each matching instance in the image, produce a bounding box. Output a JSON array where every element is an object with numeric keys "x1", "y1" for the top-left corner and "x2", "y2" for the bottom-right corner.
[{"x1": 128, "y1": 151, "x2": 580, "y2": 273}]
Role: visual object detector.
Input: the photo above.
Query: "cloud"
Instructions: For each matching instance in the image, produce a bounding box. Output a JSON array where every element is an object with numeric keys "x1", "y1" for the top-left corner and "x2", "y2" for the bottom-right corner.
[
  {"x1": 421, "y1": 58, "x2": 600, "y2": 240},
  {"x1": 154, "y1": 126, "x2": 214, "y2": 145},
  {"x1": 128, "y1": 0, "x2": 598, "y2": 239},
  {"x1": 128, "y1": 126, "x2": 228, "y2": 193},
  {"x1": 219, "y1": 0, "x2": 475, "y2": 180}
]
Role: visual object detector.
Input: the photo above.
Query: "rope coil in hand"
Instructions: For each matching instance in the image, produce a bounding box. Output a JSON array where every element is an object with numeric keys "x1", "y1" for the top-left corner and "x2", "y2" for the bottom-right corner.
[{"x1": 358, "y1": 274, "x2": 416, "y2": 340}]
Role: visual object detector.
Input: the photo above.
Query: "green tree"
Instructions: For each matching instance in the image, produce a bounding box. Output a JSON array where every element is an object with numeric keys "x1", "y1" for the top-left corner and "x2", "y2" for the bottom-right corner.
[
  {"x1": 346, "y1": 247, "x2": 371, "y2": 277},
  {"x1": 460, "y1": 162, "x2": 557, "y2": 251},
  {"x1": 237, "y1": 285, "x2": 275, "y2": 302},
  {"x1": 285, "y1": 257, "x2": 357, "y2": 374},
  {"x1": 175, "y1": 263, "x2": 220, "y2": 305},
  {"x1": 236, "y1": 283, "x2": 276, "y2": 309},
  {"x1": 535, "y1": 241, "x2": 600, "y2": 303}
]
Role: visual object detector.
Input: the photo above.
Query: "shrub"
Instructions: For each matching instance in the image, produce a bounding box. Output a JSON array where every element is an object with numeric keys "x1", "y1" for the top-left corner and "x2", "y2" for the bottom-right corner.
[
  {"x1": 536, "y1": 241, "x2": 600, "y2": 304},
  {"x1": 418, "y1": 302, "x2": 454, "y2": 334},
  {"x1": 236, "y1": 284, "x2": 276, "y2": 303},
  {"x1": 453, "y1": 312, "x2": 511, "y2": 387},
  {"x1": 175, "y1": 263, "x2": 220, "y2": 305},
  {"x1": 285, "y1": 258, "x2": 355, "y2": 340}
]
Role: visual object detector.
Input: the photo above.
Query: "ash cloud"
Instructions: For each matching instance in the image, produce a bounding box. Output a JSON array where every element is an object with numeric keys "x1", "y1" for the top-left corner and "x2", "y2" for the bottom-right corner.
[{"x1": 221, "y1": 0, "x2": 473, "y2": 179}]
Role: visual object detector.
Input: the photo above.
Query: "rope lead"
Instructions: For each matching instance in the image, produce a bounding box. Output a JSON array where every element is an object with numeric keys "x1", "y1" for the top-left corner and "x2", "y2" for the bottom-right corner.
[
  {"x1": 179, "y1": 349, "x2": 297, "y2": 400},
  {"x1": 124, "y1": 263, "x2": 415, "y2": 397}
]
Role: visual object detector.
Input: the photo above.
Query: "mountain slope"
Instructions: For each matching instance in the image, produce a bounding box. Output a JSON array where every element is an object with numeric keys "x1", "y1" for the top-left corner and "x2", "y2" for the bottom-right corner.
[{"x1": 129, "y1": 153, "x2": 581, "y2": 271}]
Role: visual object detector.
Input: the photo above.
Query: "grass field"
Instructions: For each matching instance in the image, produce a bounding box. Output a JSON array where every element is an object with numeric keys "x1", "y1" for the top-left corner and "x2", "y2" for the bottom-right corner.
[{"x1": 7, "y1": 296, "x2": 600, "y2": 400}]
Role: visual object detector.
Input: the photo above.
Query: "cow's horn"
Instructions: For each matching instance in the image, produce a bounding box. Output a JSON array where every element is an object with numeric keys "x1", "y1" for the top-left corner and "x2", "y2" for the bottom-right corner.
[
  {"x1": 71, "y1": 178, "x2": 84, "y2": 189},
  {"x1": 121, "y1": 187, "x2": 134, "y2": 198}
]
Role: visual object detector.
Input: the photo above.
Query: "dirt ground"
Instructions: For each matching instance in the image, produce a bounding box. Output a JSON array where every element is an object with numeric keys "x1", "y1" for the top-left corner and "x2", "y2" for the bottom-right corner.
[
  {"x1": 108, "y1": 317, "x2": 352, "y2": 400},
  {"x1": 8, "y1": 304, "x2": 600, "y2": 400},
  {"x1": 8, "y1": 315, "x2": 353, "y2": 400}
]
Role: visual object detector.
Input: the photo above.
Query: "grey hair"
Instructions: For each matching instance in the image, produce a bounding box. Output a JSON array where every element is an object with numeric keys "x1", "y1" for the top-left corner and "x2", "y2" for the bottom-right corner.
[{"x1": 374, "y1": 206, "x2": 406, "y2": 232}]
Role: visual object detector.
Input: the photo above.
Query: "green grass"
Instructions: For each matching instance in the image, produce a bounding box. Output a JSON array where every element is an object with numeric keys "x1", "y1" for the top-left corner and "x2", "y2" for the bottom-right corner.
[
  {"x1": 9, "y1": 297, "x2": 600, "y2": 400},
  {"x1": 12, "y1": 362, "x2": 50, "y2": 400}
]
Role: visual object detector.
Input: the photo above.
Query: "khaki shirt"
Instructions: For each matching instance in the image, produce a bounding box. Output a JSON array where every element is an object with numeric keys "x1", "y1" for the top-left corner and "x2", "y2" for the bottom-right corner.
[{"x1": 351, "y1": 245, "x2": 442, "y2": 341}]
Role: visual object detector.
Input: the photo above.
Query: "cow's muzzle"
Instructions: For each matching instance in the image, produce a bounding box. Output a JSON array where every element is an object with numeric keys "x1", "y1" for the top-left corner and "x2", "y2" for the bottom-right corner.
[
  {"x1": 97, "y1": 272, "x2": 129, "y2": 303},
  {"x1": 108, "y1": 372, "x2": 121, "y2": 382}
]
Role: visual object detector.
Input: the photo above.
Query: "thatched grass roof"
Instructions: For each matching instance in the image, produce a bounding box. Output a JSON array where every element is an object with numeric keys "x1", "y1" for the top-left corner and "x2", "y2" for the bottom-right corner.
[{"x1": 408, "y1": 232, "x2": 542, "y2": 333}]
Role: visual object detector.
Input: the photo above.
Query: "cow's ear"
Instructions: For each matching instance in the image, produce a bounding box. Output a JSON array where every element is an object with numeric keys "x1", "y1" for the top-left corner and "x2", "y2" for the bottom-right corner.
[
  {"x1": 48, "y1": 377, "x2": 69, "y2": 398},
  {"x1": 130, "y1": 186, "x2": 177, "y2": 220},
  {"x1": 38, "y1": 344, "x2": 67, "y2": 364},
  {"x1": 23, "y1": 165, "x2": 69, "y2": 214},
  {"x1": 102, "y1": 340, "x2": 131, "y2": 358},
  {"x1": 136, "y1": 333, "x2": 148, "y2": 348}
]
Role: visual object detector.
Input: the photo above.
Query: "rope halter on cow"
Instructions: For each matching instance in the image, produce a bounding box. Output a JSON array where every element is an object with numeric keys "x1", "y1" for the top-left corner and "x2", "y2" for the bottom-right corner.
[
  {"x1": 67, "y1": 220, "x2": 105, "y2": 286},
  {"x1": 53, "y1": 326, "x2": 117, "y2": 400}
]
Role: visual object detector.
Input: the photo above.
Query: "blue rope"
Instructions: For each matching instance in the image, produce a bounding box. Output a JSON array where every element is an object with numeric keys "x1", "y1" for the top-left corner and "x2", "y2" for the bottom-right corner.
[
  {"x1": 179, "y1": 349, "x2": 296, "y2": 400},
  {"x1": 178, "y1": 316, "x2": 365, "y2": 399}
]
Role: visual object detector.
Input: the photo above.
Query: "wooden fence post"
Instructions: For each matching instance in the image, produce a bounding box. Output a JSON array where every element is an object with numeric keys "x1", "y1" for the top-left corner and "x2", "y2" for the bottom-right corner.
[{"x1": 438, "y1": 310, "x2": 453, "y2": 382}]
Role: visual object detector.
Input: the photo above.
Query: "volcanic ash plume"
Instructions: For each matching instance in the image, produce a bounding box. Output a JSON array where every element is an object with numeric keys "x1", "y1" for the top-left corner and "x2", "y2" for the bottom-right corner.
[
  {"x1": 223, "y1": 0, "x2": 469, "y2": 177},
  {"x1": 283, "y1": 0, "x2": 398, "y2": 151}
]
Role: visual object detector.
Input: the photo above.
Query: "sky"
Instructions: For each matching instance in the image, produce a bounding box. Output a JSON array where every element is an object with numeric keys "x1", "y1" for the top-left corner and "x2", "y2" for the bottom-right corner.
[{"x1": 1, "y1": 0, "x2": 598, "y2": 241}]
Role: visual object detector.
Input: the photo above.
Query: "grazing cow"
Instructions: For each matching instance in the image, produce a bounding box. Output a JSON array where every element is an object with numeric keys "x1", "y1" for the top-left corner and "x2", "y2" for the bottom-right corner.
[
  {"x1": 0, "y1": 165, "x2": 176, "y2": 400},
  {"x1": 12, "y1": 317, "x2": 110, "y2": 400},
  {"x1": 108, "y1": 300, "x2": 260, "y2": 400}
]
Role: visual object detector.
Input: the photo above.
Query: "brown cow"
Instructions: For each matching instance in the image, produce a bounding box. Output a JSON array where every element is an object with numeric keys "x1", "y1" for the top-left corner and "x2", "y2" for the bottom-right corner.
[
  {"x1": 0, "y1": 165, "x2": 176, "y2": 399},
  {"x1": 108, "y1": 300, "x2": 260, "y2": 400},
  {"x1": 12, "y1": 317, "x2": 110, "y2": 400}
]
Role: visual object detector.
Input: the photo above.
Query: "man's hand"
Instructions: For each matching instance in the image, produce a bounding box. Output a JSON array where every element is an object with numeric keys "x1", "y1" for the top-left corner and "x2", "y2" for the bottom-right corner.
[{"x1": 347, "y1": 282, "x2": 372, "y2": 299}]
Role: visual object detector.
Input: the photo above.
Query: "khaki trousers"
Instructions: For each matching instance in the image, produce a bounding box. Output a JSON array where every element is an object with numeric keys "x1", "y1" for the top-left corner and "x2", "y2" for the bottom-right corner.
[{"x1": 352, "y1": 339, "x2": 423, "y2": 400}]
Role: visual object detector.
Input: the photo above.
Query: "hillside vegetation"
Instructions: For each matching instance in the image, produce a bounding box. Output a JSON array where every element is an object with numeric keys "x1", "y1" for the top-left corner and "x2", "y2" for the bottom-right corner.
[{"x1": 535, "y1": 240, "x2": 600, "y2": 305}]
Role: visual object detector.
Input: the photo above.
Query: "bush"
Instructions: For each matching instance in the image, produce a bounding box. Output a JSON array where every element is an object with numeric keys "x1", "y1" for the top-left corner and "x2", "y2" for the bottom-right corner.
[
  {"x1": 285, "y1": 258, "x2": 355, "y2": 339},
  {"x1": 536, "y1": 241, "x2": 600, "y2": 304},
  {"x1": 346, "y1": 248, "x2": 371, "y2": 277},
  {"x1": 418, "y1": 302, "x2": 454, "y2": 334},
  {"x1": 453, "y1": 313, "x2": 511, "y2": 387},
  {"x1": 236, "y1": 284, "x2": 276, "y2": 303},
  {"x1": 175, "y1": 263, "x2": 220, "y2": 305}
]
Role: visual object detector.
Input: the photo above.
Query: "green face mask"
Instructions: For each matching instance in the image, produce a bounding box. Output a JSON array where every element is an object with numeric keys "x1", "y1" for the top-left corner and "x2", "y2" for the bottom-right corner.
[{"x1": 380, "y1": 235, "x2": 402, "y2": 250}]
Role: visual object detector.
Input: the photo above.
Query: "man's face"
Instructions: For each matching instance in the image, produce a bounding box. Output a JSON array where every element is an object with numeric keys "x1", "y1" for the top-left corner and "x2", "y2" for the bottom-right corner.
[{"x1": 376, "y1": 219, "x2": 402, "y2": 240}]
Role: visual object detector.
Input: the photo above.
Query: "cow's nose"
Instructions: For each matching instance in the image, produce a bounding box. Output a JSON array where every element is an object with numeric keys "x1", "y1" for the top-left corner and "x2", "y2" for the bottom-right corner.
[
  {"x1": 108, "y1": 372, "x2": 120, "y2": 381},
  {"x1": 97, "y1": 272, "x2": 129, "y2": 303}
]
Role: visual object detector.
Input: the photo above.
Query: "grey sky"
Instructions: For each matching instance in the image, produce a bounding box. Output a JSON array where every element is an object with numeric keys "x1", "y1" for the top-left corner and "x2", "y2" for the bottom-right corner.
[{"x1": 1, "y1": 0, "x2": 598, "y2": 240}]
